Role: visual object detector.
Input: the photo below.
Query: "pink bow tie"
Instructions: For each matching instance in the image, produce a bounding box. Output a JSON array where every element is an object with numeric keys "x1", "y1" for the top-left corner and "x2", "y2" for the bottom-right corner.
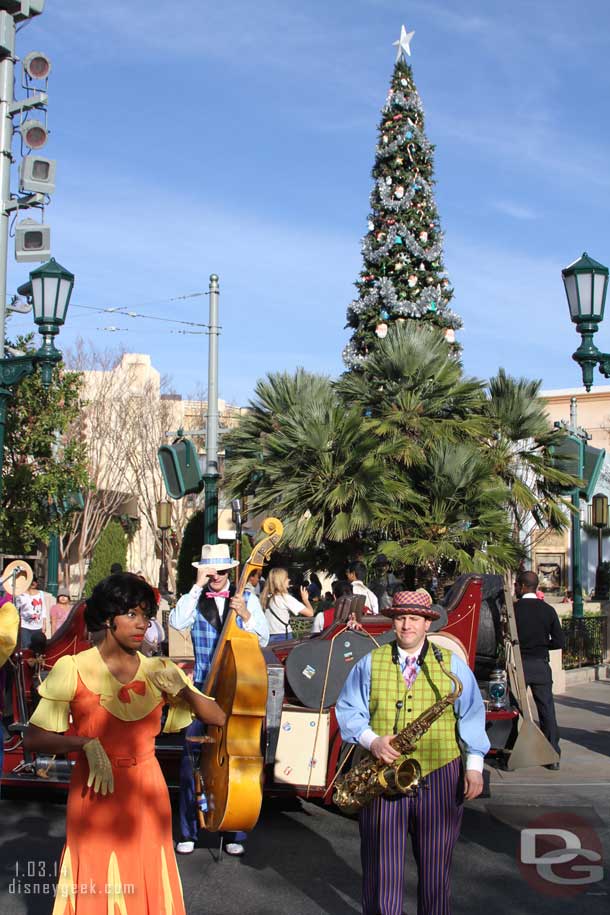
[{"x1": 206, "y1": 591, "x2": 230, "y2": 599}]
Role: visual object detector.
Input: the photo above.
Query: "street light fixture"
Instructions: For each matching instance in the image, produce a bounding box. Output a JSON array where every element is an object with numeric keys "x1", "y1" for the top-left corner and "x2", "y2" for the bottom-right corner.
[
  {"x1": 562, "y1": 252, "x2": 610, "y2": 390},
  {"x1": 0, "y1": 257, "x2": 74, "y2": 499},
  {"x1": 591, "y1": 493, "x2": 609, "y2": 600},
  {"x1": 156, "y1": 499, "x2": 172, "y2": 595}
]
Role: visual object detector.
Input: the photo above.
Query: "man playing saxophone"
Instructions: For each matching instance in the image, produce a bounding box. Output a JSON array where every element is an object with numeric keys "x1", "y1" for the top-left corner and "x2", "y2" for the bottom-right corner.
[{"x1": 335, "y1": 589, "x2": 489, "y2": 915}]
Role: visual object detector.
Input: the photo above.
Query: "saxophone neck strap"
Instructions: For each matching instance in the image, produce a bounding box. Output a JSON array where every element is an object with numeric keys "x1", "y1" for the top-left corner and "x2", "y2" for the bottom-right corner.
[{"x1": 391, "y1": 637, "x2": 431, "y2": 668}]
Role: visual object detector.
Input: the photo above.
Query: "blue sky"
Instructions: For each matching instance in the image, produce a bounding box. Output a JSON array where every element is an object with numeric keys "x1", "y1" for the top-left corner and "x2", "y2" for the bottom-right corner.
[{"x1": 6, "y1": 0, "x2": 610, "y2": 404}]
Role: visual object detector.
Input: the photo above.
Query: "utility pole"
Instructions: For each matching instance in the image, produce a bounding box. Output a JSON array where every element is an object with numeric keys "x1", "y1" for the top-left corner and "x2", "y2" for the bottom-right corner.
[
  {"x1": 203, "y1": 273, "x2": 220, "y2": 544},
  {"x1": 0, "y1": 10, "x2": 16, "y2": 347},
  {"x1": 0, "y1": 1, "x2": 48, "y2": 346}
]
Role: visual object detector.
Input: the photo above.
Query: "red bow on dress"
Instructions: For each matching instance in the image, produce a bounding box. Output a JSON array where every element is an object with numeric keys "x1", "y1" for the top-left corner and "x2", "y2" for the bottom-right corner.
[
  {"x1": 205, "y1": 591, "x2": 230, "y2": 599},
  {"x1": 117, "y1": 680, "x2": 146, "y2": 703}
]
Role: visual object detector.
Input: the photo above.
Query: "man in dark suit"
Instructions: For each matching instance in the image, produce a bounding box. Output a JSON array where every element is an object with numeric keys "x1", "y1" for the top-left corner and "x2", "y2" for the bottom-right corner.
[{"x1": 514, "y1": 571, "x2": 565, "y2": 769}]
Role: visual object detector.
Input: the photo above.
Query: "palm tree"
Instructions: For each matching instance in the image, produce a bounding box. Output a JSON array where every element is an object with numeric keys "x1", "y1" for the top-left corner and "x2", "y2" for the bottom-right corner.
[
  {"x1": 224, "y1": 330, "x2": 574, "y2": 579},
  {"x1": 337, "y1": 324, "x2": 487, "y2": 468},
  {"x1": 224, "y1": 370, "x2": 416, "y2": 566},
  {"x1": 380, "y1": 441, "x2": 522, "y2": 574},
  {"x1": 483, "y1": 369, "x2": 577, "y2": 548}
]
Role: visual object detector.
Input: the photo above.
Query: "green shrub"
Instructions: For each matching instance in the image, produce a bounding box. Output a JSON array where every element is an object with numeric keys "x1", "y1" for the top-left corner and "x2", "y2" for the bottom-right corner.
[{"x1": 83, "y1": 520, "x2": 128, "y2": 597}]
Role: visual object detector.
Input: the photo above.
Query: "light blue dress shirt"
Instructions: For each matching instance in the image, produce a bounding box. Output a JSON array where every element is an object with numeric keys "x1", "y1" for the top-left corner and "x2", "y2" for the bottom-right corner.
[
  {"x1": 335, "y1": 643, "x2": 490, "y2": 771},
  {"x1": 170, "y1": 586, "x2": 270, "y2": 647}
]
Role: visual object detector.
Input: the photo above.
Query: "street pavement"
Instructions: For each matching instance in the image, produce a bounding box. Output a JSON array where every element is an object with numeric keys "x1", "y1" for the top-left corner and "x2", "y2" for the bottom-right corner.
[{"x1": 0, "y1": 680, "x2": 608, "y2": 914}]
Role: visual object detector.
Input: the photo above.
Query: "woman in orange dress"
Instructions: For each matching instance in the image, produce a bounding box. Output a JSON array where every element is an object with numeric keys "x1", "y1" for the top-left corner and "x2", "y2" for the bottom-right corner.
[{"x1": 24, "y1": 572, "x2": 225, "y2": 915}]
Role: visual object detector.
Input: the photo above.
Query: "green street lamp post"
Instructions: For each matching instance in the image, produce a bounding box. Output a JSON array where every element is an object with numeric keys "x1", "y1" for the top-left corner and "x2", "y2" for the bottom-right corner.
[
  {"x1": 571, "y1": 431, "x2": 585, "y2": 619},
  {"x1": 0, "y1": 257, "x2": 74, "y2": 500},
  {"x1": 46, "y1": 531, "x2": 59, "y2": 596},
  {"x1": 561, "y1": 254, "x2": 610, "y2": 615},
  {"x1": 156, "y1": 499, "x2": 172, "y2": 595},
  {"x1": 591, "y1": 493, "x2": 609, "y2": 600},
  {"x1": 562, "y1": 252, "x2": 610, "y2": 391}
]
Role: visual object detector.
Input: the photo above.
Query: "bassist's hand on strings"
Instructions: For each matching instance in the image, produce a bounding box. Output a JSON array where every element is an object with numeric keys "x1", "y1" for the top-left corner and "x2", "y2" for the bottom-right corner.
[{"x1": 230, "y1": 594, "x2": 251, "y2": 623}]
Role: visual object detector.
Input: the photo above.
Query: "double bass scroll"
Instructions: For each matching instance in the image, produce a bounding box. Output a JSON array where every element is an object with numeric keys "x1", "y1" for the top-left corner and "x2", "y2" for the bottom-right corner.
[{"x1": 199, "y1": 517, "x2": 283, "y2": 832}]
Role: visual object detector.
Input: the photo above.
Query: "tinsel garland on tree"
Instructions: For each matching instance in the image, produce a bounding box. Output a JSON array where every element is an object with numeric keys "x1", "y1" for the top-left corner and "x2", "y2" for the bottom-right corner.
[{"x1": 344, "y1": 53, "x2": 462, "y2": 366}]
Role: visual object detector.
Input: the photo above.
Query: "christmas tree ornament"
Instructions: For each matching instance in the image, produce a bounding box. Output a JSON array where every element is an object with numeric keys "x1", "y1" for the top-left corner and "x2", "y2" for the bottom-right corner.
[
  {"x1": 385, "y1": 176, "x2": 393, "y2": 185},
  {"x1": 368, "y1": 220, "x2": 374, "y2": 230},
  {"x1": 376, "y1": 231, "x2": 386, "y2": 241},
  {"x1": 428, "y1": 301, "x2": 437, "y2": 311},
  {"x1": 419, "y1": 231, "x2": 428, "y2": 242},
  {"x1": 395, "y1": 235, "x2": 403, "y2": 245},
  {"x1": 375, "y1": 322, "x2": 388, "y2": 338},
  {"x1": 444, "y1": 328, "x2": 456, "y2": 343},
  {"x1": 394, "y1": 185, "x2": 405, "y2": 199},
  {"x1": 408, "y1": 275, "x2": 418, "y2": 287},
  {"x1": 405, "y1": 131, "x2": 413, "y2": 139},
  {"x1": 400, "y1": 78, "x2": 408, "y2": 87},
  {"x1": 395, "y1": 157, "x2": 403, "y2": 165},
  {"x1": 381, "y1": 309, "x2": 389, "y2": 319},
  {"x1": 393, "y1": 25, "x2": 415, "y2": 62},
  {"x1": 382, "y1": 135, "x2": 389, "y2": 143}
]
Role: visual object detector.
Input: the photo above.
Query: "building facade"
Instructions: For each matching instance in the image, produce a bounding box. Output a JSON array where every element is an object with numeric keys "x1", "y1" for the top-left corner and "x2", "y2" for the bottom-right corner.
[{"x1": 533, "y1": 386, "x2": 610, "y2": 596}]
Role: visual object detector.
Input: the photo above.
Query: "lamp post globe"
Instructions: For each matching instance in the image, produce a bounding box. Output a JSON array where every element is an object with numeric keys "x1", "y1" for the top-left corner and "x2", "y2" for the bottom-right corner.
[
  {"x1": 26, "y1": 258, "x2": 75, "y2": 386},
  {"x1": 562, "y1": 253, "x2": 610, "y2": 391},
  {"x1": 30, "y1": 257, "x2": 74, "y2": 328}
]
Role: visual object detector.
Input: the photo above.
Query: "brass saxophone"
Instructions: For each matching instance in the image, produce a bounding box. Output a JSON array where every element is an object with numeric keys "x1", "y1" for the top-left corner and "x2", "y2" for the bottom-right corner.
[{"x1": 334, "y1": 644, "x2": 463, "y2": 814}]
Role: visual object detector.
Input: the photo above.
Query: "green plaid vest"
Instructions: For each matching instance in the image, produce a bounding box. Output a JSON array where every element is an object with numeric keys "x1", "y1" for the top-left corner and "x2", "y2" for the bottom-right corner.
[{"x1": 369, "y1": 642, "x2": 461, "y2": 777}]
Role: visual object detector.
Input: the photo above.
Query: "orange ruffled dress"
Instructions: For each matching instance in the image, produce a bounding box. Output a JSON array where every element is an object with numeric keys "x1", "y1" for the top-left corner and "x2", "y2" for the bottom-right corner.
[{"x1": 29, "y1": 647, "x2": 206, "y2": 915}]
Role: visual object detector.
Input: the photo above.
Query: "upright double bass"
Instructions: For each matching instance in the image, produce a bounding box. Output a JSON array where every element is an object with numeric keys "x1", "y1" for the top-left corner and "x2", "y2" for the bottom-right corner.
[{"x1": 199, "y1": 517, "x2": 283, "y2": 832}]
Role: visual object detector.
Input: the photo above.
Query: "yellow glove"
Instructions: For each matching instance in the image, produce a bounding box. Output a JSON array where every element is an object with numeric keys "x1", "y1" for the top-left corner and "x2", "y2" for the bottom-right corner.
[
  {"x1": 83, "y1": 738, "x2": 114, "y2": 795},
  {"x1": 147, "y1": 660, "x2": 187, "y2": 698}
]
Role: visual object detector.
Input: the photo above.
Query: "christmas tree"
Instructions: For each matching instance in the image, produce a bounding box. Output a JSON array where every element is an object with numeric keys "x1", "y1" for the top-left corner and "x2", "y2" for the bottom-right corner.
[{"x1": 344, "y1": 26, "x2": 461, "y2": 366}]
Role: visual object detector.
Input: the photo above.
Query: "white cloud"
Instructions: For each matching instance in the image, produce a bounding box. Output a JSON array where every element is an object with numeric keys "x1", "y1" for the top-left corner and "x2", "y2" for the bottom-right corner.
[{"x1": 492, "y1": 200, "x2": 539, "y2": 221}]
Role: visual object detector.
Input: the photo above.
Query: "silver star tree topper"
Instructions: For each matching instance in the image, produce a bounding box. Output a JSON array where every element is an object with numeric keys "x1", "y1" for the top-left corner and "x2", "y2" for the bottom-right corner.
[{"x1": 393, "y1": 24, "x2": 415, "y2": 61}]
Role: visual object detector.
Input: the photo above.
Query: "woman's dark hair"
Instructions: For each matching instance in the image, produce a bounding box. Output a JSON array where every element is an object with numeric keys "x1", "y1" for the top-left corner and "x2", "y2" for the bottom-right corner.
[
  {"x1": 85, "y1": 572, "x2": 157, "y2": 632},
  {"x1": 29, "y1": 630, "x2": 48, "y2": 654},
  {"x1": 332, "y1": 579, "x2": 353, "y2": 599},
  {"x1": 347, "y1": 561, "x2": 367, "y2": 581}
]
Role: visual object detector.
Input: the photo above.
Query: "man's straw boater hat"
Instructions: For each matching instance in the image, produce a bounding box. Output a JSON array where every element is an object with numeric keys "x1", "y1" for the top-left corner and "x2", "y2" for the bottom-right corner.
[
  {"x1": 192, "y1": 544, "x2": 239, "y2": 571},
  {"x1": 384, "y1": 589, "x2": 440, "y2": 621}
]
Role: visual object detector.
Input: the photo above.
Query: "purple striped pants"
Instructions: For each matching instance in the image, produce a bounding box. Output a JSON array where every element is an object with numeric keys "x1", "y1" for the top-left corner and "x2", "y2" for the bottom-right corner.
[{"x1": 359, "y1": 757, "x2": 464, "y2": 915}]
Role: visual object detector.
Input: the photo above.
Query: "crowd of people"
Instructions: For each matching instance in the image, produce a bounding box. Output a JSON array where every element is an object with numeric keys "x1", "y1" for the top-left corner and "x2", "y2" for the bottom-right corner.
[{"x1": 0, "y1": 548, "x2": 567, "y2": 915}]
